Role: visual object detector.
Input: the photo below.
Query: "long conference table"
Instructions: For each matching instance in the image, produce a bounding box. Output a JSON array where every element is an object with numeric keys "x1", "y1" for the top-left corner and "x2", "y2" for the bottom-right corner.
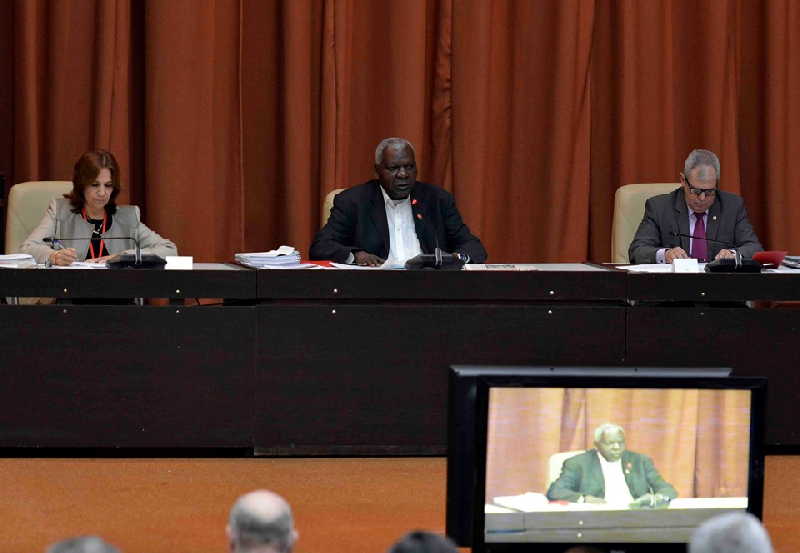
[{"x1": 1, "y1": 263, "x2": 799, "y2": 455}]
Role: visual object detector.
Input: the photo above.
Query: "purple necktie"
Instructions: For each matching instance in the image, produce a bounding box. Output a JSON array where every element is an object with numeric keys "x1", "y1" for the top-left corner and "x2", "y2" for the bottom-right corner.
[{"x1": 691, "y1": 213, "x2": 708, "y2": 262}]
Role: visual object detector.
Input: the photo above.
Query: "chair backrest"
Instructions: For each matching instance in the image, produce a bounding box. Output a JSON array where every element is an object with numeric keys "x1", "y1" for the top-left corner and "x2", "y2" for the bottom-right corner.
[
  {"x1": 321, "y1": 188, "x2": 346, "y2": 226},
  {"x1": 5, "y1": 180, "x2": 73, "y2": 253},
  {"x1": 547, "y1": 449, "x2": 585, "y2": 490},
  {"x1": 611, "y1": 182, "x2": 681, "y2": 263}
]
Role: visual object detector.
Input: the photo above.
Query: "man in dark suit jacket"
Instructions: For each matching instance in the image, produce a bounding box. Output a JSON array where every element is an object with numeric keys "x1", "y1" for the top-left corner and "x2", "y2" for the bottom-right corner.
[
  {"x1": 628, "y1": 149, "x2": 762, "y2": 264},
  {"x1": 546, "y1": 423, "x2": 677, "y2": 507},
  {"x1": 309, "y1": 138, "x2": 487, "y2": 266}
]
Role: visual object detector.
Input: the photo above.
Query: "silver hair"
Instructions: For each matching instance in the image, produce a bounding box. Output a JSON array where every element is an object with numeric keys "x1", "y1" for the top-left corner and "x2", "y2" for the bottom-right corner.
[
  {"x1": 684, "y1": 149, "x2": 721, "y2": 181},
  {"x1": 689, "y1": 512, "x2": 773, "y2": 553},
  {"x1": 46, "y1": 536, "x2": 120, "y2": 553},
  {"x1": 229, "y1": 494, "x2": 295, "y2": 553},
  {"x1": 594, "y1": 423, "x2": 625, "y2": 442},
  {"x1": 375, "y1": 137, "x2": 416, "y2": 165}
]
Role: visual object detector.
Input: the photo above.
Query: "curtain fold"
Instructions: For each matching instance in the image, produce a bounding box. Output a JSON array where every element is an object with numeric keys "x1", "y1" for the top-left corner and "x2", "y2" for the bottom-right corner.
[{"x1": 4, "y1": 0, "x2": 800, "y2": 262}]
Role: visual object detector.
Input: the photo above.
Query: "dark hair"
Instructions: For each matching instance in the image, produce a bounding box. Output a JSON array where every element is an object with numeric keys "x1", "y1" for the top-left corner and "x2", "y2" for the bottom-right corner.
[
  {"x1": 387, "y1": 531, "x2": 458, "y2": 553},
  {"x1": 66, "y1": 149, "x2": 121, "y2": 214}
]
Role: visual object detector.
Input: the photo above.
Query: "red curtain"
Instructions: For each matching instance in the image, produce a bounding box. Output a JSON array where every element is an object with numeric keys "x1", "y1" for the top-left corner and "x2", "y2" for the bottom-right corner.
[{"x1": 2, "y1": 0, "x2": 799, "y2": 262}]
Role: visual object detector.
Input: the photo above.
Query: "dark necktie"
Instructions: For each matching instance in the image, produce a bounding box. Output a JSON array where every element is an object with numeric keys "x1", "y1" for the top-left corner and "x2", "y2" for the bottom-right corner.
[{"x1": 691, "y1": 212, "x2": 708, "y2": 262}]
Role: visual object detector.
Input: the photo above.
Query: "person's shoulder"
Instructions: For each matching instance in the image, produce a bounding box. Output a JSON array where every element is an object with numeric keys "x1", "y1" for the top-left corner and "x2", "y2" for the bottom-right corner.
[
  {"x1": 717, "y1": 189, "x2": 745, "y2": 206},
  {"x1": 52, "y1": 197, "x2": 73, "y2": 212},
  {"x1": 336, "y1": 180, "x2": 380, "y2": 202},
  {"x1": 623, "y1": 450, "x2": 652, "y2": 464},
  {"x1": 646, "y1": 188, "x2": 680, "y2": 206},
  {"x1": 415, "y1": 180, "x2": 452, "y2": 198},
  {"x1": 564, "y1": 450, "x2": 595, "y2": 465},
  {"x1": 113, "y1": 204, "x2": 142, "y2": 221}
]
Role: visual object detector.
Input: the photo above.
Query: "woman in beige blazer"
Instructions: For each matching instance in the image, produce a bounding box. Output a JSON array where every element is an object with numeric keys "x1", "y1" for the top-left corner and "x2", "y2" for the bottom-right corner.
[{"x1": 21, "y1": 149, "x2": 177, "y2": 265}]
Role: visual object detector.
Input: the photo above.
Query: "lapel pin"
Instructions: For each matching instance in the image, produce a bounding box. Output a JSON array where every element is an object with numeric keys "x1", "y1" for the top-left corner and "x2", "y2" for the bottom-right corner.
[
  {"x1": 712, "y1": 215, "x2": 717, "y2": 221},
  {"x1": 417, "y1": 213, "x2": 423, "y2": 220},
  {"x1": 412, "y1": 199, "x2": 418, "y2": 205}
]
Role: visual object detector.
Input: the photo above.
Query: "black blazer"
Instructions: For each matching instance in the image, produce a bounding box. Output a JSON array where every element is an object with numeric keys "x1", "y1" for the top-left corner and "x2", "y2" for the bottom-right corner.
[
  {"x1": 310, "y1": 180, "x2": 487, "y2": 263},
  {"x1": 628, "y1": 188, "x2": 762, "y2": 263},
  {"x1": 546, "y1": 449, "x2": 678, "y2": 503}
]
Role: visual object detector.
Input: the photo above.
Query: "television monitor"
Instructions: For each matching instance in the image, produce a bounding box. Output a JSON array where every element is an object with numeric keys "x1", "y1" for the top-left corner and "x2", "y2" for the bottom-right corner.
[{"x1": 446, "y1": 366, "x2": 767, "y2": 553}]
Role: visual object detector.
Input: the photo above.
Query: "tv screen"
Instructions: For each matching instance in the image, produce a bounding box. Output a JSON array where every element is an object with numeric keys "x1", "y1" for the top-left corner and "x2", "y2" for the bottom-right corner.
[{"x1": 446, "y1": 367, "x2": 766, "y2": 553}]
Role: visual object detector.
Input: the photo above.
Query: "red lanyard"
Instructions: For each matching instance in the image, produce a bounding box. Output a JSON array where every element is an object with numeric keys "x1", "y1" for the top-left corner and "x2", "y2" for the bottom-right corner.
[{"x1": 82, "y1": 209, "x2": 107, "y2": 260}]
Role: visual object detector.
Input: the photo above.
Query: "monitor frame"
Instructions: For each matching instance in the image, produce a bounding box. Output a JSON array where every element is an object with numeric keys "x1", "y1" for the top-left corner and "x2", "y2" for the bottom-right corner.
[{"x1": 446, "y1": 365, "x2": 767, "y2": 553}]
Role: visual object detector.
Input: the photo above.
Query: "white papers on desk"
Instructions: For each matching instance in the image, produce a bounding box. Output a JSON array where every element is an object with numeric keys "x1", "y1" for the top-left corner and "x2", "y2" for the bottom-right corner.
[
  {"x1": 51, "y1": 262, "x2": 108, "y2": 269},
  {"x1": 492, "y1": 492, "x2": 550, "y2": 512},
  {"x1": 330, "y1": 261, "x2": 405, "y2": 270},
  {"x1": 235, "y1": 246, "x2": 304, "y2": 268},
  {"x1": 465, "y1": 264, "x2": 538, "y2": 271},
  {"x1": 0, "y1": 253, "x2": 35, "y2": 268}
]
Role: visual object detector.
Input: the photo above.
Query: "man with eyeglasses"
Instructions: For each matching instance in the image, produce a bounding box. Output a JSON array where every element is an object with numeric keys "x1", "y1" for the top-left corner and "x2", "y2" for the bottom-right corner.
[
  {"x1": 310, "y1": 137, "x2": 487, "y2": 267},
  {"x1": 629, "y1": 149, "x2": 762, "y2": 264}
]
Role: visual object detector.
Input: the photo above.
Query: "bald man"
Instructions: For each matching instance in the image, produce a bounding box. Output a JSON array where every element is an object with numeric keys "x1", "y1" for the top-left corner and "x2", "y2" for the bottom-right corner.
[
  {"x1": 46, "y1": 536, "x2": 120, "y2": 553},
  {"x1": 227, "y1": 490, "x2": 298, "y2": 553}
]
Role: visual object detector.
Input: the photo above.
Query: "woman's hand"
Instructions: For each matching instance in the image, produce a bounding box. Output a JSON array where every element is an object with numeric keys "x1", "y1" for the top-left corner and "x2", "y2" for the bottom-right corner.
[
  {"x1": 49, "y1": 248, "x2": 77, "y2": 266},
  {"x1": 87, "y1": 254, "x2": 120, "y2": 264}
]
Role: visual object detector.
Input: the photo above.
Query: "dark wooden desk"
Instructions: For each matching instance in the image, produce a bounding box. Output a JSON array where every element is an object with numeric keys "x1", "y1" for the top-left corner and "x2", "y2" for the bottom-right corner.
[{"x1": 0, "y1": 264, "x2": 798, "y2": 452}]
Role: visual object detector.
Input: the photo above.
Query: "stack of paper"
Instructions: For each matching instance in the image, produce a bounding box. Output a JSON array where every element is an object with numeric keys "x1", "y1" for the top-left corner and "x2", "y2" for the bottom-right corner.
[
  {"x1": 783, "y1": 255, "x2": 800, "y2": 269},
  {"x1": 0, "y1": 253, "x2": 36, "y2": 268},
  {"x1": 492, "y1": 492, "x2": 551, "y2": 512},
  {"x1": 235, "y1": 246, "x2": 303, "y2": 269}
]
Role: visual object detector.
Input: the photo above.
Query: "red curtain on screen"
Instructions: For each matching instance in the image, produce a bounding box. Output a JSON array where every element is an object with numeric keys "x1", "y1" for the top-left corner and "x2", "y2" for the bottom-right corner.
[{"x1": 2, "y1": 0, "x2": 799, "y2": 262}]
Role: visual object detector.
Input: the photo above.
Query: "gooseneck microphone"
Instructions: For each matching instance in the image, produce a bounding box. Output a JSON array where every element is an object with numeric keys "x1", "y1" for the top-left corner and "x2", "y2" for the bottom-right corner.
[
  {"x1": 44, "y1": 235, "x2": 141, "y2": 262},
  {"x1": 43, "y1": 236, "x2": 165, "y2": 269},
  {"x1": 403, "y1": 202, "x2": 465, "y2": 270},
  {"x1": 669, "y1": 231, "x2": 732, "y2": 248},
  {"x1": 666, "y1": 232, "x2": 763, "y2": 272}
]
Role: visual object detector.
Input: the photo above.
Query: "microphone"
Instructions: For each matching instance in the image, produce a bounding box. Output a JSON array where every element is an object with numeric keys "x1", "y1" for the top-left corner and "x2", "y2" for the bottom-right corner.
[
  {"x1": 669, "y1": 231, "x2": 732, "y2": 247},
  {"x1": 43, "y1": 236, "x2": 166, "y2": 269},
  {"x1": 404, "y1": 201, "x2": 465, "y2": 270},
  {"x1": 666, "y1": 232, "x2": 761, "y2": 272}
]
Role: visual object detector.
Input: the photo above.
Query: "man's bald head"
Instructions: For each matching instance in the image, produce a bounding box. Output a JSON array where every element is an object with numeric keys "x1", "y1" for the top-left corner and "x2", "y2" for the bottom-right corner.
[{"x1": 228, "y1": 490, "x2": 297, "y2": 553}]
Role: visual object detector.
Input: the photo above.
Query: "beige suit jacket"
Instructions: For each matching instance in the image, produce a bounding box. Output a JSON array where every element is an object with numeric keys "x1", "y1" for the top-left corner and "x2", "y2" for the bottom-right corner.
[{"x1": 21, "y1": 198, "x2": 178, "y2": 264}]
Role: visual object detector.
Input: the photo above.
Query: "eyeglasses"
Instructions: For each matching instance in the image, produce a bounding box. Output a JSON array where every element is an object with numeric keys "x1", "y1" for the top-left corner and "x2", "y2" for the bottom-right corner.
[{"x1": 684, "y1": 177, "x2": 717, "y2": 197}]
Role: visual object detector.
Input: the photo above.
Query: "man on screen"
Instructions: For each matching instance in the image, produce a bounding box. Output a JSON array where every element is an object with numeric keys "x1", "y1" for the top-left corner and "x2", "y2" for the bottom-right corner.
[
  {"x1": 628, "y1": 148, "x2": 762, "y2": 264},
  {"x1": 546, "y1": 423, "x2": 677, "y2": 507}
]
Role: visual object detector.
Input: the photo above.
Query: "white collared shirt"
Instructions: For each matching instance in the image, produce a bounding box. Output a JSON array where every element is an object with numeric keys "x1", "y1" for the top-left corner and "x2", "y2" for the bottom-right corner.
[
  {"x1": 380, "y1": 187, "x2": 422, "y2": 267},
  {"x1": 348, "y1": 188, "x2": 423, "y2": 265},
  {"x1": 596, "y1": 451, "x2": 634, "y2": 505}
]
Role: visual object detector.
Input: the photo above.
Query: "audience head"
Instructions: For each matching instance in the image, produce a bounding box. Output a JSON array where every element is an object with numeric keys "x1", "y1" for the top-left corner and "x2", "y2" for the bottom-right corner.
[
  {"x1": 374, "y1": 137, "x2": 418, "y2": 200},
  {"x1": 593, "y1": 423, "x2": 626, "y2": 462},
  {"x1": 46, "y1": 536, "x2": 120, "y2": 553},
  {"x1": 228, "y1": 490, "x2": 297, "y2": 553},
  {"x1": 387, "y1": 531, "x2": 458, "y2": 553},
  {"x1": 68, "y1": 149, "x2": 121, "y2": 214},
  {"x1": 689, "y1": 512, "x2": 773, "y2": 553}
]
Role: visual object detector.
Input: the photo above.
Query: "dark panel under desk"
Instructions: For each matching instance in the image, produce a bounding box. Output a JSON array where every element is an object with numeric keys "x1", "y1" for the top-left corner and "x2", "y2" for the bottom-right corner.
[
  {"x1": 627, "y1": 271, "x2": 800, "y2": 302},
  {"x1": 627, "y1": 306, "x2": 800, "y2": 446},
  {"x1": 256, "y1": 266, "x2": 627, "y2": 301},
  {"x1": 254, "y1": 303, "x2": 626, "y2": 455},
  {"x1": 0, "y1": 263, "x2": 256, "y2": 299},
  {"x1": 0, "y1": 305, "x2": 254, "y2": 447}
]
